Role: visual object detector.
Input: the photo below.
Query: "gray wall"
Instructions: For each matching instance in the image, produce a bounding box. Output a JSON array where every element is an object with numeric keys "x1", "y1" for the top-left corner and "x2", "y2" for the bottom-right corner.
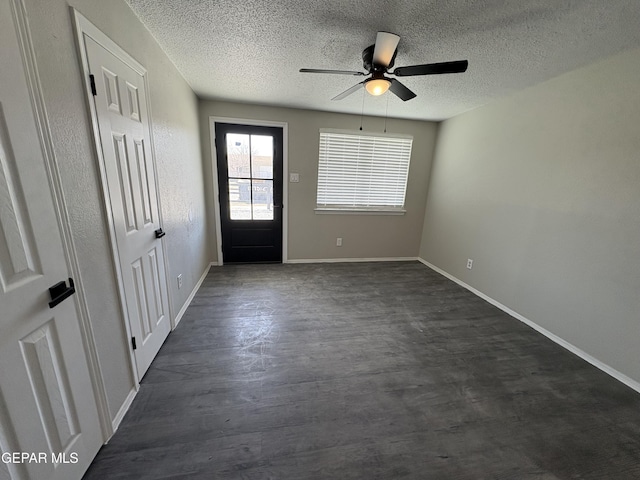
[
  {"x1": 199, "y1": 101, "x2": 438, "y2": 262},
  {"x1": 24, "y1": 0, "x2": 209, "y2": 420},
  {"x1": 420, "y1": 47, "x2": 640, "y2": 383}
]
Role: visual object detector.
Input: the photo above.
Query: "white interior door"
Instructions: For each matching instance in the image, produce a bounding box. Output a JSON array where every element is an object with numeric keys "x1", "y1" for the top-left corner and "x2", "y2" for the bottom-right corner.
[
  {"x1": 81, "y1": 31, "x2": 171, "y2": 380},
  {"x1": 0, "y1": 1, "x2": 103, "y2": 479}
]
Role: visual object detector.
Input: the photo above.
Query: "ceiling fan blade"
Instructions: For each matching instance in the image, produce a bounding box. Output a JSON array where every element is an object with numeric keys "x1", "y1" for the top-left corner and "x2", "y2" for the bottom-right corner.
[
  {"x1": 332, "y1": 81, "x2": 365, "y2": 101},
  {"x1": 393, "y1": 60, "x2": 469, "y2": 77},
  {"x1": 372, "y1": 31, "x2": 400, "y2": 67},
  {"x1": 300, "y1": 68, "x2": 366, "y2": 76},
  {"x1": 389, "y1": 79, "x2": 416, "y2": 101}
]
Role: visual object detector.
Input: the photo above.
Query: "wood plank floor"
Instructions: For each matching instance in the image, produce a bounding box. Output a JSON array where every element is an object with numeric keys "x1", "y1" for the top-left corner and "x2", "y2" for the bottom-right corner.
[{"x1": 83, "y1": 262, "x2": 640, "y2": 479}]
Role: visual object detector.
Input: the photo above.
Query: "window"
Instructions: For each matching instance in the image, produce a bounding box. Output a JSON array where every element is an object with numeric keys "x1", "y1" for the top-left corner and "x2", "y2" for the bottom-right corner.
[{"x1": 315, "y1": 129, "x2": 413, "y2": 214}]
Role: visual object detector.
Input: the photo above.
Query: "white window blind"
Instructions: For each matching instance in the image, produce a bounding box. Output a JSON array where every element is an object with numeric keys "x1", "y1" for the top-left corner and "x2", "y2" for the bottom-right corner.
[{"x1": 316, "y1": 129, "x2": 413, "y2": 212}]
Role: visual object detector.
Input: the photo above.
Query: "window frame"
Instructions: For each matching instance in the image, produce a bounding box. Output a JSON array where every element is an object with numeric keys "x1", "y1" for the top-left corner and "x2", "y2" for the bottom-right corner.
[{"x1": 314, "y1": 129, "x2": 413, "y2": 215}]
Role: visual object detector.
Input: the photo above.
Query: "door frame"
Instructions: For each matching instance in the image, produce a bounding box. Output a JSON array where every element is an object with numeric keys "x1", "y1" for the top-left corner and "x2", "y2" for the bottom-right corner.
[
  {"x1": 72, "y1": 11, "x2": 174, "y2": 391},
  {"x1": 5, "y1": 1, "x2": 112, "y2": 441},
  {"x1": 209, "y1": 116, "x2": 289, "y2": 264}
]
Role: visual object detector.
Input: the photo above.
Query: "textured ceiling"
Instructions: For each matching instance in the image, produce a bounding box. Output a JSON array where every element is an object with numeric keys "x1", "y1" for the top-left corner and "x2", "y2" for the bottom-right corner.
[{"x1": 125, "y1": 0, "x2": 640, "y2": 121}]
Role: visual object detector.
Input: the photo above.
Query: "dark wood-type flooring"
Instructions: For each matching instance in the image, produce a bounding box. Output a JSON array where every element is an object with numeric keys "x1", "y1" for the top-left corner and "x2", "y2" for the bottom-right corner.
[{"x1": 84, "y1": 261, "x2": 640, "y2": 479}]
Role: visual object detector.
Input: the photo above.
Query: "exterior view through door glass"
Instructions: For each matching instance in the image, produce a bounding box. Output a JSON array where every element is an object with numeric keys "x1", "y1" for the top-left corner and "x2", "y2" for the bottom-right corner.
[{"x1": 216, "y1": 123, "x2": 283, "y2": 263}]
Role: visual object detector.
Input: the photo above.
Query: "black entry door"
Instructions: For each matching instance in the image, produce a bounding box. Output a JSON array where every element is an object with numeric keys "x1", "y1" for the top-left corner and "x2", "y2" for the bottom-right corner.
[{"x1": 215, "y1": 123, "x2": 283, "y2": 263}]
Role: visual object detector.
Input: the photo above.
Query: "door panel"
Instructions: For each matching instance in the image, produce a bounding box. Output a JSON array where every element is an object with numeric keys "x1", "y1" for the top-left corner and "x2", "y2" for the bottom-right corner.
[
  {"x1": 0, "y1": 109, "x2": 42, "y2": 290},
  {"x1": 0, "y1": 1, "x2": 102, "y2": 478},
  {"x1": 84, "y1": 36, "x2": 170, "y2": 379},
  {"x1": 215, "y1": 123, "x2": 283, "y2": 263},
  {"x1": 112, "y1": 133, "x2": 138, "y2": 232},
  {"x1": 19, "y1": 321, "x2": 80, "y2": 454},
  {"x1": 134, "y1": 139, "x2": 153, "y2": 225}
]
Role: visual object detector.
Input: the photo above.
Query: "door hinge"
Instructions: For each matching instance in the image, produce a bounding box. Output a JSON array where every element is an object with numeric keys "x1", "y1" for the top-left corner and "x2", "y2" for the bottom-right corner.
[
  {"x1": 89, "y1": 74, "x2": 97, "y2": 96},
  {"x1": 131, "y1": 336, "x2": 137, "y2": 350}
]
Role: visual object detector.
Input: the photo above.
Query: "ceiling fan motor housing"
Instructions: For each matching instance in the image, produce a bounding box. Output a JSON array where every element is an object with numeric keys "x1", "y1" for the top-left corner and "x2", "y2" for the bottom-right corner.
[{"x1": 362, "y1": 44, "x2": 396, "y2": 72}]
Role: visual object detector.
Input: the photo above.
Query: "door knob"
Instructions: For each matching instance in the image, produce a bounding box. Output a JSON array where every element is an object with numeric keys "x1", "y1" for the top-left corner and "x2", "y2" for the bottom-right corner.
[
  {"x1": 48, "y1": 278, "x2": 75, "y2": 308},
  {"x1": 155, "y1": 228, "x2": 165, "y2": 238}
]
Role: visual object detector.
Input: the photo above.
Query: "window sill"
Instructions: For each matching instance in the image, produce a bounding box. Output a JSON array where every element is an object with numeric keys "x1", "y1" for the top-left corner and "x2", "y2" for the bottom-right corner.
[{"x1": 314, "y1": 207, "x2": 406, "y2": 216}]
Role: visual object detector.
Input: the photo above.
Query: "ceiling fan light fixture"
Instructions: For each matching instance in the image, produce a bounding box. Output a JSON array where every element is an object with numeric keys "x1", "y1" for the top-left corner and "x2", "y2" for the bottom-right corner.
[{"x1": 365, "y1": 78, "x2": 391, "y2": 96}]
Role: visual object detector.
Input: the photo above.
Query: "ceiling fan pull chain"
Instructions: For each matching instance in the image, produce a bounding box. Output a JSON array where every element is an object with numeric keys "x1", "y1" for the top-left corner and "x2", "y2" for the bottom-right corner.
[
  {"x1": 384, "y1": 93, "x2": 390, "y2": 133},
  {"x1": 360, "y1": 88, "x2": 365, "y2": 131}
]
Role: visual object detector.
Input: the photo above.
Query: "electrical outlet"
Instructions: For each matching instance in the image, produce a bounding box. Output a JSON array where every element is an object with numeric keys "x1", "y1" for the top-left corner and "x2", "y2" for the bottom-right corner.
[
  {"x1": 336, "y1": 237, "x2": 343, "y2": 247},
  {"x1": 177, "y1": 274, "x2": 183, "y2": 289},
  {"x1": 289, "y1": 173, "x2": 300, "y2": 183},
  {"x1": 466, "y1": 259, "x2": 473, "y2": 270}
]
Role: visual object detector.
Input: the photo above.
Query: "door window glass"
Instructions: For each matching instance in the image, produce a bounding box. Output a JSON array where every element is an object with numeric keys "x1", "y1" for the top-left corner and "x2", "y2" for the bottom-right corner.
[
  {"x1": 252, "y1": 179, "x2": 273, "y2": 220},
  {"x1": 251, "y1": 135, "x2": 273, "y2": 179},
  {"x1": 226, "y1": 134, "x2": 274, "y2": 220},
  {"x1": 228, "y1": 178, "x2": 252, "y2": 220}
]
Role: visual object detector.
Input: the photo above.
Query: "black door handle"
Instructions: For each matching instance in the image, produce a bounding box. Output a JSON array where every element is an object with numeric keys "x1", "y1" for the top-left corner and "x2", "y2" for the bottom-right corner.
[
  {"x1": 155, "y1": 228, "x2": 165, "y2": 238},
  {"x1": 48, "y1": 278, "x2": 75, "y2": 308}
]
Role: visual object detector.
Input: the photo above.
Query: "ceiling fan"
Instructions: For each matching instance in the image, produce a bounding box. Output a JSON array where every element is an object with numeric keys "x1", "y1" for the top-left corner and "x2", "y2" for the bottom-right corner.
[{"x1": 300, "y1": 32, "x2": 468, "y2": 101}]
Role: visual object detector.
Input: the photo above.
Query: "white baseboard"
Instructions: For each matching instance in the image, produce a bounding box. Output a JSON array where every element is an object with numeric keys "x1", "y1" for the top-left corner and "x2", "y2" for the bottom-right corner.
[
  {"x1": 418, "y1": 258, "x2": 640, "y2": 394},
  {"x1": 110, "y1": 386, "x2": 138, "y2": 436},
  {"x1": 172, "y1": 262, "x2": 214, "y2": 329},
  {"x1": 286, "y1": 256, "x2": 419, "y2": 264}
]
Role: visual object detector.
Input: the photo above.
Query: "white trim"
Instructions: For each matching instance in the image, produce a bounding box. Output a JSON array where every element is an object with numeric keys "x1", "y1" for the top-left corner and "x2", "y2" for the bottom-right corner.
[
  {"x1": 172, "y1": 262, "x2": 214, "y2": 329},
  {"x1": 210, "y1": 130, "x2": 224, "y2": 266},
  {"x1": 110, "y1": 386, "x2": 138, "y2": 435},
  {"x1": 209, "y1": 116, "x2": 288, "y2": 265},
  {"x1": 73, "y1": 11, "x2": 146, "y2": 74},
  {"x1": 72, "y1": 9, "x2": 143, "y2": 389},
  {"x1": 74, "y1": 11, "x2": 175, "y2": 387},
  {"x1": 417, "y1": 258, "x2": 640, "y2": 394},
  {"x1": 10, "y1": 1, "x2": 113, "y2": 441},
  {"x1": 286, "y1": 257, "x2": 418, "y2": 264},
  {"x1": 315, "y1": 208, "x2": 406, "y2": 215}
]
